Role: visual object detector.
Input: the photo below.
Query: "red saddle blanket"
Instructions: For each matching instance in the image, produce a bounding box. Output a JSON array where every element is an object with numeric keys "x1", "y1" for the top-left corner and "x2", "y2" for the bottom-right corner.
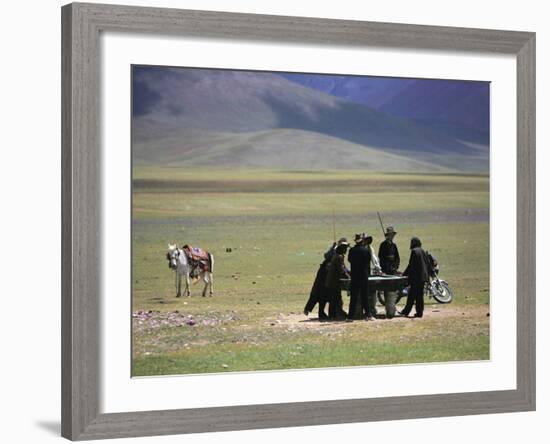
[{"x1": 183, "y1": 245, "x2": 211, "y2": 272}]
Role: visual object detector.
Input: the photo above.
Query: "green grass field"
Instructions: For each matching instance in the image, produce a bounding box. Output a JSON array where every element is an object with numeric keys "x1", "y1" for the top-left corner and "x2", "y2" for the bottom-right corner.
[{"x1": 132, "y1": 167, "x2": 490, "y2": 376}]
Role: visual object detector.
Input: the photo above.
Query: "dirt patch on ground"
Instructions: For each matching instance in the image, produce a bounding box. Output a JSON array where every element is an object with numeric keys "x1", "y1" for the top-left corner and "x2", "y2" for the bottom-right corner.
[
  {"x1": 266, "y1": 304, "x2": 489, "y2": 331},
  {"x1": 133, "y1": 310, "x2": 240, "y2": 333}
]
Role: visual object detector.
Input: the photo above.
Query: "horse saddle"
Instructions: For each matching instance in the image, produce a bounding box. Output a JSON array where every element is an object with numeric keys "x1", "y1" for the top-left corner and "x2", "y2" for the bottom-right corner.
[{"x1": 184, "y1": 245, "x2": 211, "y2": 273}]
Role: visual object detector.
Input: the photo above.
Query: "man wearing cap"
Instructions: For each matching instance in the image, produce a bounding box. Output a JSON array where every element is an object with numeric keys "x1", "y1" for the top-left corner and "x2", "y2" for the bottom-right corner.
[
  {"x1": 325, "y1": 241, "x2": 350, "y2": 321},
  {"x1": 347, "y1": 233, "x2": 374, "y2": 321},
  {"x1": 304, "y1": 237, "x2": 348, "y2": 320},
  {"x1": 378, "y1": 227, "x2": 400, "y2": 319},
  {"x1": 401, "y1": 237, "x2": 431, "y2": 318}
]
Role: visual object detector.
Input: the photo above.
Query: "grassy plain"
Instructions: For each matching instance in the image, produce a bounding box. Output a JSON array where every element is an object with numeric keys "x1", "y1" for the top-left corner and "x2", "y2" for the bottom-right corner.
[{"x1": 132, "y1": 167, "x2": 490, "y2": 376}]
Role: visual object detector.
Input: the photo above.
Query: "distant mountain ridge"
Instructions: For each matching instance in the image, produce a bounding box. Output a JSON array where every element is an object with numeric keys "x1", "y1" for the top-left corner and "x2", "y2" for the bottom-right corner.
[
  {"x1": 280, "y1": 73, "x2": 416, "y2": 110},
  {"x1": 282, "y1": 73, "x2": 490, "y2": 134},
  {"x1": 132, "y1": 67, "x2": 489, "y2": 172}
]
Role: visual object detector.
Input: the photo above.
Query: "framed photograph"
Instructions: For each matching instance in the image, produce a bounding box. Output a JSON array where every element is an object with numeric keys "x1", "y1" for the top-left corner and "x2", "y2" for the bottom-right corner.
[{"x1": 61, "y1": 2, "x2": 535, "y2": 440}]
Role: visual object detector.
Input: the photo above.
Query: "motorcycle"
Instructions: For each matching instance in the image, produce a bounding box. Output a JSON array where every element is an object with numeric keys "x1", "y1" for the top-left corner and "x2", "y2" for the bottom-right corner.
[
  {"x1": 376, "y1": 256, "x2": 454, "y2": 305},
  {"x1": 425, "y1": 270, "x2": 453, "y2": 304}
]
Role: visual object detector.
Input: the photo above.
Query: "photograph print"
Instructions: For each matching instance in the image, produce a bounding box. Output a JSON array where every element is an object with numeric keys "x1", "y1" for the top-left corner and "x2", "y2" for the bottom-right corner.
[{"x1": 131, "y1": 65, "x2": 490, "y2": 377}]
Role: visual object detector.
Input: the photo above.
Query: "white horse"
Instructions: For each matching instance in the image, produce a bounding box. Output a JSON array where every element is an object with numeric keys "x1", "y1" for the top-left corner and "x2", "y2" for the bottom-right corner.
[{"x1": 166, "y1": 243, "x2": 214, "y2": 297}]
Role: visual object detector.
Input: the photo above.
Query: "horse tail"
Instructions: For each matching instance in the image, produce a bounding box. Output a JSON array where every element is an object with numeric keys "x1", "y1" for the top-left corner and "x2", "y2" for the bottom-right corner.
[{"x1": 208, "y1": 252, "x2": 214, "y2": 274}]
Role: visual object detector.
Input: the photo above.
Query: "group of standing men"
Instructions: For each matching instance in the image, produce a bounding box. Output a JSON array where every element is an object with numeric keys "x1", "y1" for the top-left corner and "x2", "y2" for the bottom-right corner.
[{"x1": 304, "y1": 226, "x2": 431, "y2": 321}]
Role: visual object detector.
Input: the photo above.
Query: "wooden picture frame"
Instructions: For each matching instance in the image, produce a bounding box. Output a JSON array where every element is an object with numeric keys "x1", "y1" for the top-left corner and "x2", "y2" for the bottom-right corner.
[{"x1": 61, "y1": 2, "x2": 535, "y2": 440}]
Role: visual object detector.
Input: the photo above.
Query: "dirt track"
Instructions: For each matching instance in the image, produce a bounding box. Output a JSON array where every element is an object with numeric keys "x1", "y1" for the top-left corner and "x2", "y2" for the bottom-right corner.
[{"x1": 267, "y1": 304, "x2": 490, "y2": 331}]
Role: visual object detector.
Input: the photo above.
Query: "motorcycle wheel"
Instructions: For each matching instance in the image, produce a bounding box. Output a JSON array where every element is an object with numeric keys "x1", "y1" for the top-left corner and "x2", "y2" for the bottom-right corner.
[{"x1": 432, "y1": 280, "x2": 453, "y2": 304}]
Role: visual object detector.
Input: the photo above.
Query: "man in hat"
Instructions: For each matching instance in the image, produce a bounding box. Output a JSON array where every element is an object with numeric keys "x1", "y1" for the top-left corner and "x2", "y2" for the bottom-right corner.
[
  {"x1": 378, "y1": 227, "x2": 400, "y2": 319},
  {"x1": 378, "y1": 227, "x2": 400, "y2": 274},
  {"x1": 401, "y1": 237, "x2": 431, "y2": 318},
  {"x1": 304, "y1": 237, "x2": 348, "y2": 320},
  {"x1": 346, "y1": 233, "x2": 374, "y2": 321},
  {"x1": 325, "y1": 241, "x2": 350, "y2": 321},
  {"x1": 324, "y1": 237, "x2": 348, "y2": 264}
]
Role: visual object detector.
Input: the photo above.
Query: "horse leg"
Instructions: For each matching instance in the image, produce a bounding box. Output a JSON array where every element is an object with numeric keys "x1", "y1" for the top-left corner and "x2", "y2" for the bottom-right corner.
[
  {"x1": 185, "y1": 270, "x2": 191, "y2": 297},
  {"x1": 201, "y1": 274, "x2": 208, "y2": 297},
  {"x1": 176, "y1": 271, "x2": 182, "y2": 297},
  {"x1": 208, "y1": 254, "x2": 214, "y2": 296},
  {"x1": 208, "y1": 272, "x2": 214, "y2": 296}
]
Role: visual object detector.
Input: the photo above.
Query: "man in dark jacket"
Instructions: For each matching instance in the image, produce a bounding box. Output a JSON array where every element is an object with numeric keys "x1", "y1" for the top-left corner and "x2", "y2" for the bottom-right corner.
[
  {"x1": 323, "y1": 237, "x2": 348, "y2": 264},
  {"x1": 378, "y1": 227, "x2": 400, "y2": 318},
  {"x1": 304, "y1": 237, "x2": 347, "y2": 320},
  {"x1": 325, "y1": 242, "x2": 350, "y2": 320},
  {"x1": 347, "y1": 233, "x2": 373, "y2": 321},
  {"x1": 401, "y1": 237, "x2": 431, "y2": 318},
  {"x1": 378, "y1": 226, "x2": 400, "y2": 274}
]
